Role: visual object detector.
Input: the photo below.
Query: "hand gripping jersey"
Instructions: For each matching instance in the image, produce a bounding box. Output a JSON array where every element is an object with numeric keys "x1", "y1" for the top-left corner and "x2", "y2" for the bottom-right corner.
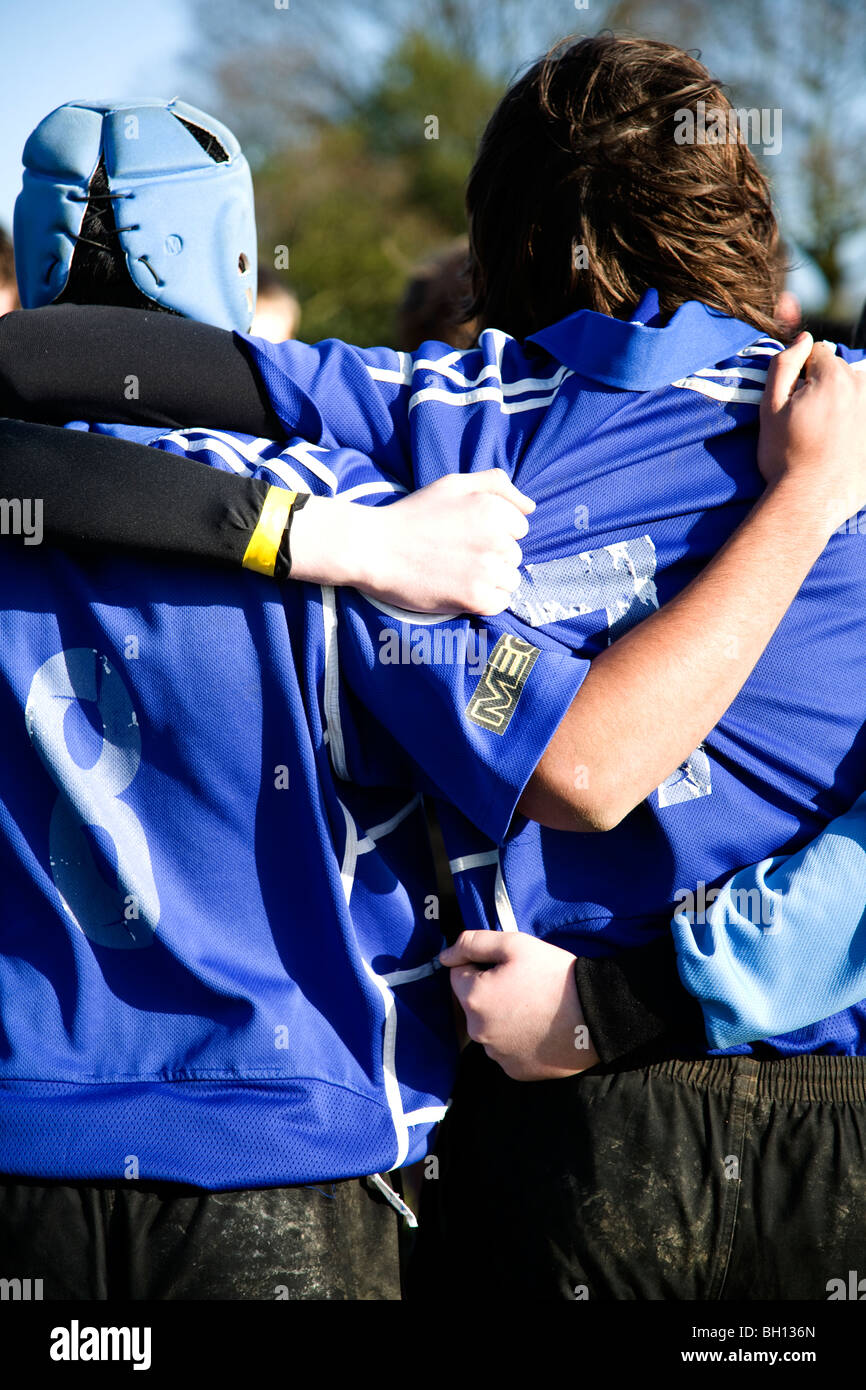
[
  {"x1": 0, "y1": 432, "x2": 470, "y2": 1188},
  {"x1": 241, "y1": 290, "x2": 866, "y2": 1056}
]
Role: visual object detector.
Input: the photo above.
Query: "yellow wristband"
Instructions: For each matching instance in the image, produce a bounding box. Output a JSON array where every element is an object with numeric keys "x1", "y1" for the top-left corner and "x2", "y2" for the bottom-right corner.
[{"x1": 242, "y1": 487, "x2": 297, "y2": 577}]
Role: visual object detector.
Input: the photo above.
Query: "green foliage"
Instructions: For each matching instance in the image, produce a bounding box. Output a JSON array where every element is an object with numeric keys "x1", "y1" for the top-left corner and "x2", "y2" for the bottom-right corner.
[
  {"x1": 252, "y1": 36, "x2": 498, "y2": 345},
  {"x1": 359, "y1": 33, "x2": 501, "y2": 230}
]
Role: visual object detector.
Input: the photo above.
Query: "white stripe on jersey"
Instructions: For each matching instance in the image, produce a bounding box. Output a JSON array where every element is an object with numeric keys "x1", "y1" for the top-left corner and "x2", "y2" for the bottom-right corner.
[
  {"x1": 671, "y1": 340, "x2": 788, "y2": 403},
  {"x1": 368, "y1": 328, "x2": 570, "y2": 414},
  {"x1": 672, "y1": 377, "x2": 766, "y2": 404},
  {"x1": 408, "y1": 383, "x2": 568, "y2": 414},
  {"x1": 256, "y1": 456, "x2": 309, "y2": 493},
  {"x1": 449, "y1": 849, "x2": 499, "y2": 874},
  {"x1": 161, "y1": 431, "x2": 252, "y2": 474},
  {"x1": 340, "y1": 480, "x2": 408, "y2": 502},
  {"x1": 689, "y1": 366, "x2": 769, "y2": 382},
  {"x1": 281, "y1": 440, "x2": 339, "y2": 494},
  {"x1": 320, "y1": 585, "x2": 347, "y2": 779},
  {"x1": 356, "y1": 795, "x2": 423, "y2": 853},
  {"x1": 403, "y1": 1104, "x2": 450, "y2": 1125},
  {"x1": 494, "y1": 856, "x2": 519, "y2": 932},
  {"x1": 169, "y1": 428, "x2": 279, "y2": 466}
]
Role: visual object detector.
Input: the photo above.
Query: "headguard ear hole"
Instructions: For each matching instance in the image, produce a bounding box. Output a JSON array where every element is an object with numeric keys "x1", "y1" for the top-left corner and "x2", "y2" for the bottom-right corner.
[{"x1": 238, "y1": 252, "x2": 250, "y2": 274}]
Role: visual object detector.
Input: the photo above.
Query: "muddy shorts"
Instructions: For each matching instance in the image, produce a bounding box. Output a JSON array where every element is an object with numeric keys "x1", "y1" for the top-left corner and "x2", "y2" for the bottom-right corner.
[
  {"x1": 408, "y1": 1042, "x2": 866, "y2": 1301},
  {"x1": 0, "y1": 1173, "x2": 401, "y2": 1300}
]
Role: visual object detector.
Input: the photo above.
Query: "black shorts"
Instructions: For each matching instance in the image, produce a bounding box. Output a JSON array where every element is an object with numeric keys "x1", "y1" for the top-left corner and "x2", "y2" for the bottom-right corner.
[
  {"x1": 409, "y1": 1042, "x2": 866, "y2": 1301},
  {"x1": 0, "y1": 1174, "x2": 401, "y2": 1301}
]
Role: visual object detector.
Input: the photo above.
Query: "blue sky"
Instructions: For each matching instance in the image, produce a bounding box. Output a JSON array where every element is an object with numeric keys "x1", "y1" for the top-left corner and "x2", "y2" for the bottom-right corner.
[{"x1": 0, "y1": 0, "x2": 200, "y2": 229}]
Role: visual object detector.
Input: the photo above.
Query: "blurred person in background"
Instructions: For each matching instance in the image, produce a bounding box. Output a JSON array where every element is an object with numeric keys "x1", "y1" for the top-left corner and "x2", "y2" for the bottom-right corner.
[
  {"x1": 395, "y1": 238, "x2": 478, "y2": 351},
  {"x1": 0, "y1": 227, "x2": 19, "y2": 316},
  {"x1": 251, "y1": 266, "x2": 301, "y2": 342}
]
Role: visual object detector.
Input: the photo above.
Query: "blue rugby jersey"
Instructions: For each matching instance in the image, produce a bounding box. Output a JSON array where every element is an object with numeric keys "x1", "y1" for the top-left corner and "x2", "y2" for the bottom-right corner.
[
  {"x1": 0, "y1": 424, "x2": 584, "y2": 1187},
  {"x1": 241, "y1": 291, "x2": 866, "y2": 1056}
]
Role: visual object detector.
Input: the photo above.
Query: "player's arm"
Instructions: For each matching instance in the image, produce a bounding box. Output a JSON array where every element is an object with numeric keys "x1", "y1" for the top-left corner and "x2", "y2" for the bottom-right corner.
[
  {"x1": 519, "y1": 336, "x2": 865, "y2": 831},
  {"x1": 0, "y1": 305, "x2": 410, "y2": 472},
  {"x1": 0, "y1": 418, "x2": 530, "y2": 613},
  {"x1": 0, "y1": 305, "x2": 276, "y2": 435}
]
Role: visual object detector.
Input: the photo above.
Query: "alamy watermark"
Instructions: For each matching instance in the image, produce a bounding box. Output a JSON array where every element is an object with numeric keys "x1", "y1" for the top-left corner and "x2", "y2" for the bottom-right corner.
[
  {"x1": 674, "y1": 102, "x2": 782, "y2": 157},
  {"x1": 0, "y1": 497, "x2": 42, "y2": 545},
  {"x1": 378, "y1": 624, "x2": 488, "y2": 676},
  {"x1": 674, "y1": 879, "x2": 779, "y2": 931}
]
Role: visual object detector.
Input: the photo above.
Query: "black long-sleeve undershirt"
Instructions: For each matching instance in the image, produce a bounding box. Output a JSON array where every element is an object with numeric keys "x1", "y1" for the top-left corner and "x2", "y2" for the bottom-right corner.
[
  {"x1": 0, "y1": 304, "x2": 278, "y2": 435},
  {"x1": 0, "y1": 417, "x2": 296, "y2": 576}
]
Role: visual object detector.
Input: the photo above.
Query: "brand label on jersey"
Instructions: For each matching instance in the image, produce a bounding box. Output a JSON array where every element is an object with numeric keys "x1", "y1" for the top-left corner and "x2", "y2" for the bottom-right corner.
[{"x1": 466, "y1": 634, "x2": 540, "y2": 735}]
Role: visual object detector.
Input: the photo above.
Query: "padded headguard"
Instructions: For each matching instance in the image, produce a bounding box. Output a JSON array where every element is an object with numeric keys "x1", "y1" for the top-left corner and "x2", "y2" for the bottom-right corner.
[{"x1": 15, "y1": 98, "x2": 257, "y2": 331}]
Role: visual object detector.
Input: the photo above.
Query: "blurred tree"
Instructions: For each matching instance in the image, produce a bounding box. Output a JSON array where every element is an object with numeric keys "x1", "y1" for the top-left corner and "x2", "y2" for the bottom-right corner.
[
  {"x1": 188, "y1": 0, "x2": 866, "y2": 336},
  {"x1": 186, "y1": 0, "x2": 597, "y2": 342},
  {"x1": 718, "y1": 0, "x2": 866, "y2": 317}
]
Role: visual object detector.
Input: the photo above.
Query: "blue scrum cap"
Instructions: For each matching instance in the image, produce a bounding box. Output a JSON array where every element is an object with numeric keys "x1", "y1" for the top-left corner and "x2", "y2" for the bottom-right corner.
[{"x1": 14, "y1": 98, "x2": 257, "y2": 331}]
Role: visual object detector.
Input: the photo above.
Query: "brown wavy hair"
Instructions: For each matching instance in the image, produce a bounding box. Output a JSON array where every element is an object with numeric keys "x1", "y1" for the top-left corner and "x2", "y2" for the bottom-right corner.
[{"x1": 464, "y1": 35, "x2": 784, "y2": 342}]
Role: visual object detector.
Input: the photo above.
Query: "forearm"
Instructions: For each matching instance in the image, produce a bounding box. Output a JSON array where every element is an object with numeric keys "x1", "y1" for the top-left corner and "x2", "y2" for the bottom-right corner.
[
  {"x1": 0, "y1": 418, "x2": 292, "y2": 573},
  {"x1": 522, "y1": 478, "x2": 832, "y2": 831},
  {"x1": 0, "y1": 305, "x2": 279, "y2": 435}
]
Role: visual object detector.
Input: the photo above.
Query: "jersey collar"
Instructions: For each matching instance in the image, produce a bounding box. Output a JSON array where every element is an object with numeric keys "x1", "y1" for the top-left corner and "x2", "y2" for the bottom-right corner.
[{"x1": 526, "y1": 288, "x2": 762, "y2": 391}]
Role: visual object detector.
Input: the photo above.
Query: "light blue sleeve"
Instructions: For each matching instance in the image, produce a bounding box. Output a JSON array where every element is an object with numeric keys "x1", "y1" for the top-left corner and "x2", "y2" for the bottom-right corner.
[{"x1": 672, "y1": 792, "x2": 866, "y2": 1047}]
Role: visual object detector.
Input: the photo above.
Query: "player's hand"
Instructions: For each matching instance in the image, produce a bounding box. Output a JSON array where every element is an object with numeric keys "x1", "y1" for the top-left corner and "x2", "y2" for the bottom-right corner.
[
  {"x1": 758, "y1": 331, "x2": 866, "y2": 532},
  {"x1": 359, "y1": 470, "x2": 534, "y2": 614},
  {"x1": 439, "y1": 930, "x2": 600, "y2": 1081}
]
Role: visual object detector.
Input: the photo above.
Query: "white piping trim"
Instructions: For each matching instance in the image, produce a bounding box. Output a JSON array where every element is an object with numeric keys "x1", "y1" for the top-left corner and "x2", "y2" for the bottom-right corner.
[
  {"x1": 408, "y1": 384, "x2": 566, "y2": 414},
  {"x1": 381, "y1": 960, "x2": 440, "y2": 987},
  {"x1": 367, "y1": 351, "x2": 413, "y2": 385},
  {"x1": 671, "y1": 378, "x2": 765, "y2": 404},
  {"x1": 367, "y1": 1173, "x2": 417, "y2": 1228},
  {"x1": 257, "y1": 457, "x2": 308, "y2": 493},
  {"x1": 320, "y1": 586, "x2": 347, "y2": 779},
  {"x1": 177, "y1": 427, "x2": 278, "y2": 465},
  {"x1": 337, "y1": 798, "x2": 409, "y2": 1171},
  {"x1": 161, "y1": 432, "x2": 251, "y2": 474},
  {"x1": 338, "y1": 799, "x2": 359, "y2": 909},
  {"x1": 282, "y1": 440, "x2": 338, "y2": 493},
  {"x1": 403, "y1": 1105, "x2": 450, "y2": 1126},
  {"x1": 362, "y1": 958, "x2": 409, "y2": 1168},
  {"x1": 494, "y1": 856, "x2": 519, "y2": 933},
  {"x1": 739, "y1": 339, "x2": 783, "y2": 353},
  {"x1": 367, "y1": 342, "x2": 568, "y2": 398},
  {"x1": 360, "y1": 594, "x2": 458, "y2": 625},
  {"x1": 689, "y1": 366, "x2": 768, "y2": 382},
  {"x1": 356, "y1": 795, "x2": 423, "y2": 854},
  {"x1": 340, "y1": 480, "x2": 408, "y2": 502},
  {"x1": 449, "y1": 849, "x2": 499, "y2": 874}
]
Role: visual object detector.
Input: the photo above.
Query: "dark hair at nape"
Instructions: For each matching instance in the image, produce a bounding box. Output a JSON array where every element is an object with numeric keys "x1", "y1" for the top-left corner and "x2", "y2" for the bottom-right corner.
[{"x1": 53, "y1": 156, "x2": 181, "y2": 313}]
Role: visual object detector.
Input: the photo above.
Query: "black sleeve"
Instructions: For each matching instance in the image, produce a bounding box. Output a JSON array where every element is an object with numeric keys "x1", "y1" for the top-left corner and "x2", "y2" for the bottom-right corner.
[
  {"x1": 0, "y1": 304, "x2": 282, "y2": 437},
  {"x1": 0, "y1": 417, "x2": 297, "y2": 579},
  {"x1": 574, "y1": 935, "x2": 707, "y2": 1065}
]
